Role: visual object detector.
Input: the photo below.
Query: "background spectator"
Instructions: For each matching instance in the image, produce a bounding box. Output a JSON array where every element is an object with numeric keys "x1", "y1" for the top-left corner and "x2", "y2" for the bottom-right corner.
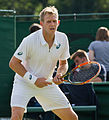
[
  {"x1": 70, "y1": 49, "x2": 106, "y2": 82},
  {"x1": 29, "y1": 23, "x2": 42, "y2": 33},
  {"x1": 88, "y1": 27, "x2": 109, "y2": 81}
]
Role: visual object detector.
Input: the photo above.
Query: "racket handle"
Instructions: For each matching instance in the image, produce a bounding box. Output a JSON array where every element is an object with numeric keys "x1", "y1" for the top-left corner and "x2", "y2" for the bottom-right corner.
[{"x1": 46, "y1": 78, "x2": 53, "y2": 83}]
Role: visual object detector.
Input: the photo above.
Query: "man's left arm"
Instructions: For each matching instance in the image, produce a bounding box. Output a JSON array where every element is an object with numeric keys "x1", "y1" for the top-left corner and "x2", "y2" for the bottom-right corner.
[
  {"x1": 53, "y1": 60, "x2": 68, "y2": 85},
  {"x1": 57, "y1": 60, "x2": 68, "y2": 75}
]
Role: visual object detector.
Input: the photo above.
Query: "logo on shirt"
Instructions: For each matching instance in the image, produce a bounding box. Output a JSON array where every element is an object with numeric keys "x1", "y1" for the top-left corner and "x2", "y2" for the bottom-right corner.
[
  {"x1": 17, "y1": 52, "x2": 23, "y2": 55},
  {"x1": 29, "y1": 74, "x2": 32, "y2": 80},
  {"x1": 56, "y1": 43, "x2": 61, "y2": 49}
]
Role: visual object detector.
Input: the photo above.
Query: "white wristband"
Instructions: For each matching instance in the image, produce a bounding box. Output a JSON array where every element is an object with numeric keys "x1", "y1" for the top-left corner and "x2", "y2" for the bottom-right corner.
[
  {"x1": 46, "y1": 78, "x2": 53, "y2": 83},
  {"x1": 23, "y1": 72, "x2": 37, "y2": 84}
]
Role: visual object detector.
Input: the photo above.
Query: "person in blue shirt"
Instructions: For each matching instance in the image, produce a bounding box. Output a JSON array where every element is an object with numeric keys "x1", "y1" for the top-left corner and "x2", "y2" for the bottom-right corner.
[{"x1": 88, "y1": 27, "x2": 109, "y2": 81}]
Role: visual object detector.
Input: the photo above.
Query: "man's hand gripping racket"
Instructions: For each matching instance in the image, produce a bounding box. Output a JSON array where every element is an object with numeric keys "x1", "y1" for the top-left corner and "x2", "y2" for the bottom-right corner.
[{"x1": 59, "y1": 61, "x2": 101, "y2": 85}]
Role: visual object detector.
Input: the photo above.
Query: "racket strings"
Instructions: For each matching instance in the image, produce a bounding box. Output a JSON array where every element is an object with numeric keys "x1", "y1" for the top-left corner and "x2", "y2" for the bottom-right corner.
[{"x1": 68, "y1": 63, "x2": 99, "y2": 82}]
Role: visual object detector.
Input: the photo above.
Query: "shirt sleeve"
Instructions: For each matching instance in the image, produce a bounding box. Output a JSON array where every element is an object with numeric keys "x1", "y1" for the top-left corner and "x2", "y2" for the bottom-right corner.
[
  {"x1": 88, "y1": 42, "x2": 95, "y2": 51},
  {"x1": 59, "y1": 34, "x2": 70, "y2": 60},
  {"x1": 13, "y1": 37, "x2": 30, "y2": 61}
]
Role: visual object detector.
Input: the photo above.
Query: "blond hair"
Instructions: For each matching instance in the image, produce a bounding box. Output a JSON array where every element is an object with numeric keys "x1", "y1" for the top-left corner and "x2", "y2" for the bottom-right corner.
[
  {"x1": 39, "y1": 6, "x2": 58, "y2": 22},
  {"x1": 96, "y1": 27, "x2": 109, "y2": 41}
]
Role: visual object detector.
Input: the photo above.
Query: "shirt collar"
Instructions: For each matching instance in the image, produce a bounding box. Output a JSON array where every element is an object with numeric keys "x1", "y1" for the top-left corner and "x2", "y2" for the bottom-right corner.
[
  {"x1": 53, "y1": 32, "x2": 58, "y2": 46},
  {"x1": 39, "y1": 29, "x2": 47, "y2": 46},
  {"x1": 39, "y1": 29, "x2": 58, "y2": 46}
]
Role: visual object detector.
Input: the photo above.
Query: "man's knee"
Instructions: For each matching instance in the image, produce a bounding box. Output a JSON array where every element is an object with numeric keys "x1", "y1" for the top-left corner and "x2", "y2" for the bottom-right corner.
[
  {"x1": 11, "y1": 114, "x2": 22, "y2": 120},
  {"x1": 64, "y1": 111, "x2": 78, "y2": 120},
  {"x1": 72, "y1": 112, "x2": 78, "y2": 120},
  {"x1": 11, "y1": 107, "x2": 24, "y2": 120},
  {"x1": 52, "y1": 108, "x2": 78, "y2": 120}
]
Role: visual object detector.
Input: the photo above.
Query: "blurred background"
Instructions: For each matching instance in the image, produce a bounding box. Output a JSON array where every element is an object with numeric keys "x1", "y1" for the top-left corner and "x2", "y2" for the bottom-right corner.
[
  {"x1": 0, "y1": 0, "x2": 109, "y2": 15},
  {"x1": 0, "y1": 0, "x2": 109, "y2": 120}
]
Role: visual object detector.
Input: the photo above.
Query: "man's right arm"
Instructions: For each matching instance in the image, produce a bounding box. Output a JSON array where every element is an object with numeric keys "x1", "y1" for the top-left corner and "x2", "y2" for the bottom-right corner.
[
  {"x1": 9, "y1": 56, "x2": 27, "y2": 77},
  {"x1": 9, "y1": 56, "x2": 52, "y2": 87}
]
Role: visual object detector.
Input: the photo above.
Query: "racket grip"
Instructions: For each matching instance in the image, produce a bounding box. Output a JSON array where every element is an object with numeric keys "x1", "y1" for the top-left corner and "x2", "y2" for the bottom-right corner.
[{"x1": 46, "y1": 78, "x2": 53, "y2": 83}]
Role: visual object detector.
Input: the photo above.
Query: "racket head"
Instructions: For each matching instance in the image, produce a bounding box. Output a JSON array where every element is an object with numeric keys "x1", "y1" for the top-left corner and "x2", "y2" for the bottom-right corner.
[{"x1": 65, "y1": 61, "x2": 101, "y2": 85}]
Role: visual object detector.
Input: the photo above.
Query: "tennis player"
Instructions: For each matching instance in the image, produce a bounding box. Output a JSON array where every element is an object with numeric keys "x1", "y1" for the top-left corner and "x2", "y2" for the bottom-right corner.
[
  {"x1": 9, "y1": 6, "x2": 78, "y2": 120},
  {"x1": 70, "y1": 49, "x2": 106, "y2": 82}
]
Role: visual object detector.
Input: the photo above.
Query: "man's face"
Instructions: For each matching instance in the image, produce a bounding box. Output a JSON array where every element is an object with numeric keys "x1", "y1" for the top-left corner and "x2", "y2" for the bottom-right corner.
[
  {"x1": 41, "y1": 13, "x2": 59, "y2": 34},
  {"x1": 74, "y1": 56, "x2": 87, "y2": 66}
]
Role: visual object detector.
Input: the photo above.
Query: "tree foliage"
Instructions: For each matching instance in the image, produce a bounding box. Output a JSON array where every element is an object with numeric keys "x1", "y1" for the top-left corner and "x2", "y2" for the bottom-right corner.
[
  {"x1": 0, "y1": 0, "x2": 109, "y2": 15},
  {"x1": 55, "y1": 0, "x2": 109, "y2": 14}
]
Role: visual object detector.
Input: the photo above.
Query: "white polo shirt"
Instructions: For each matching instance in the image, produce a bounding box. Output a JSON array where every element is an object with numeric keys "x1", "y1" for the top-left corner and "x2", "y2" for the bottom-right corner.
[{"x1": 14, "y1": 29, "x2": 70, "y2": 83}]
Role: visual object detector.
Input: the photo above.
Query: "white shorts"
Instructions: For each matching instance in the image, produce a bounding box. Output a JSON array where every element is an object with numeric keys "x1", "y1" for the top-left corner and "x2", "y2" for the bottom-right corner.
[{"x1": 11, "y1": 79, "x2": 71, "y2": 112}]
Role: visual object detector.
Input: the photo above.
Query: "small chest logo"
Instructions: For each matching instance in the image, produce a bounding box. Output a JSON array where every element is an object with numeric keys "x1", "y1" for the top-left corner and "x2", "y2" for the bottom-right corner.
[
  {"x1": 29, "y1": 75, "x2": 32, "y2": 80},
  {"x1": 56, "y1": 43, "x2": 61, "y2": 49},
  {"x1": 17, "y1": 52, "x2": 23, "y2": 55}
]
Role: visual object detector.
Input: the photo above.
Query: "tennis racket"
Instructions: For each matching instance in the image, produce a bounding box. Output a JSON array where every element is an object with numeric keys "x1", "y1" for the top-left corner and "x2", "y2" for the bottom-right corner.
[{"x1": 61, "y1": 61, "x2": 101, "y2": 85}]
